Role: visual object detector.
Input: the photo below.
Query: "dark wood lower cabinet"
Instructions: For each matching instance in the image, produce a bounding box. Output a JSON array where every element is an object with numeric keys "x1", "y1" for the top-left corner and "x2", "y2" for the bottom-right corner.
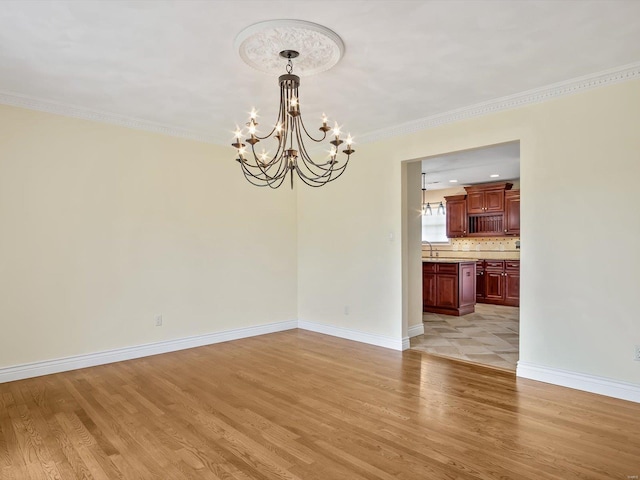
[
  {"x1": 475, "y1": 260, "x2": 520, "y2": 307},
  {"x1": 475, "y1": 261, "x2": 485, "y2": 301},
  {"x1": 423, "y1": 261, "x2": 476, "y2": 316},
  {"x1": 484, "y1": 261, "x2": 506, "y2": 302},
  {"x1": 504, "y1": 260, "x2": 520, "y2": 307}
]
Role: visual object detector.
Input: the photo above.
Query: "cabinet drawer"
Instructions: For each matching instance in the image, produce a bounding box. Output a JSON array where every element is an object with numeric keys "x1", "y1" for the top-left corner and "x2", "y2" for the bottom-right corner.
[
  {"x1": 485, "y1": 261, "x2": 504, "y2": 269},
  {"x1": 505, "y1": 261, "x2": 520, "y2": 270},
  {"x1": 423, "y1": 263, "x2": 437, "y2": 273},
  {"x1": 436, "y1": 264, "x2": 458, "y2": 274}
]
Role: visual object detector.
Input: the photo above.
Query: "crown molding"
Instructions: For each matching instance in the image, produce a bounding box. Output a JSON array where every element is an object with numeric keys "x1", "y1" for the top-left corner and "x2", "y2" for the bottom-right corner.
[
  {"x1": 1, "y1": 61, "x2": 638, "y2": 146},
  {"x1": 0, "y1": 91, "x2": 219, "y2": 144},
  {"x1": 357, "y1": 61, "x2": 640, "y2": 145}
]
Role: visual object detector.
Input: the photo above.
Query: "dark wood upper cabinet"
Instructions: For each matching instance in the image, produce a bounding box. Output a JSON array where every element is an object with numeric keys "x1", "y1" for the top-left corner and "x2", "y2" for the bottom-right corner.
[
  {"x1": 484, "y1": 189, "x2": 506, "y2": 212},
  {"x1": 465, "y1": 183, "x2": 510, "y2": 214},
  {"x1": 466, "y1": 188, "x2": 505, "y2": 214},
  {"x1": 443, "y1": 182, "x2": 519, "y2": 238},
  {"x1": 504, "y1": 190, "x2": 520, "y2": 235},
  {"x1": 444, "y1": 195, "x2": 467, "y2": 238},
  {"x1": 466, "y1": 192, "x2": 485, "y2": 214}
]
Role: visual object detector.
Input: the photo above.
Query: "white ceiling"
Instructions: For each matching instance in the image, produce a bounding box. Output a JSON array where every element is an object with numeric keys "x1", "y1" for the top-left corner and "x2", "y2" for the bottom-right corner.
[
  {"x1": 421, "y1": 142, "x2": 520, "y2": 190},
  {"x1": 1, "y1": 1, "x2": 640, "y2": 150}
]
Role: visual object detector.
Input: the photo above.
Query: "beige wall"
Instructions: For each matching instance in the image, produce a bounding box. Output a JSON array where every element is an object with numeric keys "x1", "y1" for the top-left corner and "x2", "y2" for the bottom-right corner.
[
  {"x1": 297, "y1": 140, "x2": 404, "y2": 339},
  {"x1": 298, "y1": 79, "x2": 640, "y2": 385},
  {"x1": 2, "y1": 79, "x2": 639, "y2": 389},
  {"x1": 0, "y1": 105, "x2": 298, "y2": 368}
]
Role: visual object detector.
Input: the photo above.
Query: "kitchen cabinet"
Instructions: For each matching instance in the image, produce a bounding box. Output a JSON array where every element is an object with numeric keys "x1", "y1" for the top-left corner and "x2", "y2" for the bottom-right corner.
[
  {"x1": 443, "y1": 183, "x2": 520, "y2": 239},
  {"x1": 475, "y1": 260, "x2": 485, "y2": 301},
  {"x1": 466, "y1": 186, "x2": 506, "y2": 214},
  {"x1": 465, "y1": 183, "x2": 511, "y2": 213},
  {"x1": 484, "y1": 261, "x2": 506, "y2": 302},
  {"x1": 423, "y1": 261, "x2": 476, "y2": 316},
  {"x1": 475, "y1": 259, "x2": 520, "y2": 307},
  {"x1": 467, "y1": 214, "x2": 505, "y2": 237},
  {"x1": 504, "y1": 190, "x2": 520, "y2": 235},
  {"x1": 448, "y1": 182, "x2": 517, "y2": 237},
  {"x1": 444, "y1": 195, "x2": 467, "y2": 238},
  {"x1": 504, "y1": 260, "x2": 520, "y2": 306}
]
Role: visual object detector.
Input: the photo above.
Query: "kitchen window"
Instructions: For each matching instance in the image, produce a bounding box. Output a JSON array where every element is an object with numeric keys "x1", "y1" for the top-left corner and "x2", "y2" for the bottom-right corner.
[{"x1": 422, "y1": 213, "x2": 448, "y2": 244}]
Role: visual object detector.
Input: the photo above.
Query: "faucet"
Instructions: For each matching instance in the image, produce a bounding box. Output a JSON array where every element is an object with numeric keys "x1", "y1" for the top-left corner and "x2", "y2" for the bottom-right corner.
[{"x1": 424, "y1": 240, "x2": 433, "y2": 257}]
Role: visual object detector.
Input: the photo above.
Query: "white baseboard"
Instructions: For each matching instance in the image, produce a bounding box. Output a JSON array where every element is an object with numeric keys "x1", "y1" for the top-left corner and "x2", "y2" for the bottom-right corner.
[
  {"x1": 402, "y1": 323, "x2": 425, "y2": 351},
  {"x1": 298, "y1": 320, "x2": 405, "y2": 351},
  {"x1": 407, "y1": 323, "x2": 424, "y2": 338},
  {"x1": 6, "y1": 322, "x2": 638, "y2": 404},
  {"x1": 517, "y1": 361, "x2": 640, "y2": 404},
  {"x1": 0, "y1": 320, "x2": 297, "y2": 384}
]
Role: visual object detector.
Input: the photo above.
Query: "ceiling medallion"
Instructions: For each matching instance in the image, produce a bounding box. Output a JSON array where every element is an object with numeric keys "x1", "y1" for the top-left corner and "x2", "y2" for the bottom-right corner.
[
  {"x1": 231, "y1": 20, "x2": 354, "y2": 188},
  {"x1": 234, "y1": 19, "x2": 345, "y2": 76}
]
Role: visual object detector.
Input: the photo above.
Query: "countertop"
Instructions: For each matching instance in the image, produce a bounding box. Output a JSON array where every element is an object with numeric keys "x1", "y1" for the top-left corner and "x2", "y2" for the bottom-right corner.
[
  {"x1": 422, "y1": 257, "x2": 520, "y2": 262},
  {"x1": 422, "y1": 258, "x2": 478, "y2": 263}
]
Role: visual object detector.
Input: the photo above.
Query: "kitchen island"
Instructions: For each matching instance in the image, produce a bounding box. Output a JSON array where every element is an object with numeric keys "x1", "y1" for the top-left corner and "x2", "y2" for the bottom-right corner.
[{"x1": 423, "y1": 259, "x2": 476, "y2": 316}]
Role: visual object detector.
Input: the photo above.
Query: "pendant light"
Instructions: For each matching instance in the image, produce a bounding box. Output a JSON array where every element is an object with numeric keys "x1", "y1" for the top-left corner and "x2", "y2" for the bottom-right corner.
[{"x1": 421, "y1": 173, "x2": 432, "y2": 216}]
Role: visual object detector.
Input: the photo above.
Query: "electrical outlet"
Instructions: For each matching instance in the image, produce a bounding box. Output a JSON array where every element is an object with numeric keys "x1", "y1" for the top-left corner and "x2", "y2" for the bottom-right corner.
[
  {"x1": 155, "y1": 315, "x2": 163, "y2": 327},
  {"x1": 344, "y1": 306, "x2": 350, "y2": 315},
  {"x1": 635, "y1": 345, "x2": 640, "y2": 361}
]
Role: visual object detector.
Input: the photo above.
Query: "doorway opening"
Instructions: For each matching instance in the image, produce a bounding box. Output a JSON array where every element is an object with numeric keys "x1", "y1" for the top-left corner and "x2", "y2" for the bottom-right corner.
[{"x1": 409, "y1": 141, "x2": 521, "y2": 371}]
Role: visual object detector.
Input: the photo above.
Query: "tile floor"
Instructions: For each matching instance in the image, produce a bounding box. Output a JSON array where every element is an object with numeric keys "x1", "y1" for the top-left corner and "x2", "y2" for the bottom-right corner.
[{"x1": 410, "y1": 303, "x2": 519, "y2": 371}]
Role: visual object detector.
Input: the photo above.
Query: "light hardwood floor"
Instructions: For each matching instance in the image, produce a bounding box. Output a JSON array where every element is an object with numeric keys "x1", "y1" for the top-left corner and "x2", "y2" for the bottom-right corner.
[{"x1": 1, "y1": 329, "x2": 638, "y2": 479}]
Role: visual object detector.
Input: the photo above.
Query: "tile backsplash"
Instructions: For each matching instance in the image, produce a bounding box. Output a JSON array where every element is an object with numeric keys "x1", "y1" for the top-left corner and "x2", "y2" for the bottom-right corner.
[{"x1": 422, "y1": 237, "x2": 520, "y2": 260}]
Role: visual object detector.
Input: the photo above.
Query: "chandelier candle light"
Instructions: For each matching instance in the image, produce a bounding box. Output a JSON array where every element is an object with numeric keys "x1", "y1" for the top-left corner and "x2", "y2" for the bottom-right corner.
[{"x1": 232, "y1": 50, "x2": 354, "y2": 188}]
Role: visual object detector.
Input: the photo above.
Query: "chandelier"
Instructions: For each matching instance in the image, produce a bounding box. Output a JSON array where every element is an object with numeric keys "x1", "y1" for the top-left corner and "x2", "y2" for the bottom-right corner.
[
  {"x1": 232, "y1": 20, "x2": 354, "y2": 189},
  {"x1": 232, "y1": 50, "x2": 354, "y2": 188}
]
